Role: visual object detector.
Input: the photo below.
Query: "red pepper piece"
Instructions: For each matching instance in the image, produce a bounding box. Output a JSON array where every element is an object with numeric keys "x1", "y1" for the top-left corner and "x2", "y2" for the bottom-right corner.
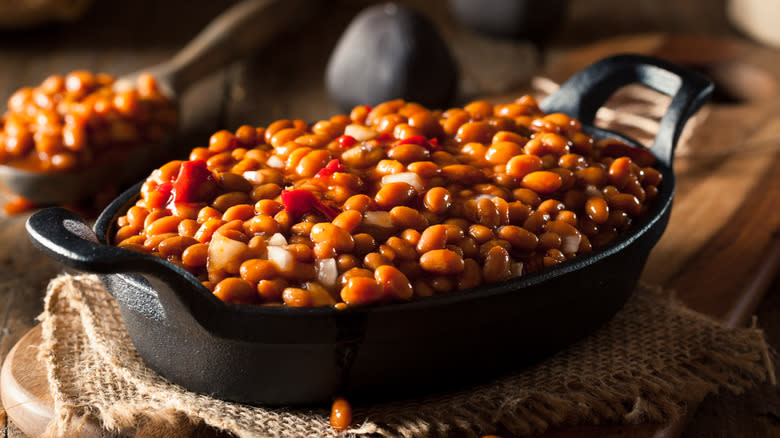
[
  {"x1": 337, "y1": 135, "x2": 357, "y2": 149},
  {"x1": 281, "y1": 189, "x2": 340, "y2": 220},
  {"x1": 398, "y1": 135, "x2": 441, "y2": 151},
  {"x1": 173, "y1": 160, "x2": 214, "y2": 204},
  {"x1": 377, "y1": 133, "x2": 393, "y2": 142},
  {"x1": 601, "y1": 142, "x2": 656, "y2": 167},
  {"x1": 146, "y1": 182, "x2": 173, "y2": 209},
  {"x1": 315, "y1": 159, "x2": 345, "y2": 178}
]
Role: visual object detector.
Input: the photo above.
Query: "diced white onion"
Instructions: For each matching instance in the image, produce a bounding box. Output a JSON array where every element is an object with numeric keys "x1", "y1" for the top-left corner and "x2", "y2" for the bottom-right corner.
[
  {"x1": 382, "y1": 172, "x2": 424, "y2": 191},
  {"x1": 511, "y1": 262, "x2": 524, "y2": 277},
  {"x1": 267, "y1": 246, "x2": 293, "y2": 273},
  {"x1": 242, "y1": 170, "x2": 262, "y2": 184},
  {"x1": 207, "y1": 232, "x2": 248, "y2": 272},
  {"x1": 561, "y1": 234, "x2": 581, "y2": 254},
  {"x1": 267, "y1": 233, "x2": 287, "y2": 247},
  {"x1": 344, "y1": 124, "x2": 378, "y2": 141},
  {"x1": 266, "y1": 155, "x2": 284, "y2": 169},
  {"x1": 363, "y1": 211, "x2": 393, "y2": 228},
  {"x1": 316, "y1": 258, "x2": 338, "y2": 288}
]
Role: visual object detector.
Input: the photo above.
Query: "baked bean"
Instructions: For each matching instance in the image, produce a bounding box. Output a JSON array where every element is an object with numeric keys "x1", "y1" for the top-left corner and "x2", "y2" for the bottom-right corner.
[
  {"x1": 286, "y1": 243, "x2": 313, "y2": 262},
  {"x1": 146, "y1": 215, "x2": 182, "y2": 236},
  {"x1": 506, "y1": 154, "x2": 543, "y2": 179},
  {"x1": 420, "y1": 249, "x2": 464, "y2": 274},
  {"x1": 485, "y1": 141, "x2": 523, "y2": 164},
  {"x1": 281, "y1": 287, "x2": 312, "y2": 307},
  {"x1": 585, "y1": 197, "x2": 609, "y2": 224},
  {"x1": 158, "y1": 236, "x2": 199, "y2": 258},
  {"x1": 389, "y1": 206, "x2": 428, "y2": 230},
  {"x1": 214, "y1": 278, "x2": 256, "y2": 304},
  {"x1": 521, "y1": 171, "x2": 562, "y2": 194},
  {"x1": 341, "y1": 276, "x2": 384, "y2": 306},
  {"x1": 197, "y1": 206, "x2": 221, "y2": 223},
  {"x1": 456, "y1": 121, "x2": 492, "y2": 144},
  {"x1": 213, "y1": 192, "x2": 252, "y2": 212},
  {"x1": 483, "y1": 246, "x2": 511, "y2": 283},
  {"x1": 115, "y1": 225, "x2": 141, "y2": 243},
  {"x1": 243, "y1": 215, "x2": 279, "y2": 235},
  {"x1": 641, "y1": 167, "x2": 662, "y2": 186},
  {"x1": 468, "y1": 224, "x2": 495, "y2": 243},
  {"x1": 523, "y1": 211, "x2": 550, "y2": 234},
  {"x1": 222, "y1": 204, "x2": 254, "y2": 222},
  {"x1": 558, "y1": 153, "x2": 587, "y2": 170},
  {"x1": 385, "y1": 236, "x2": 417, "y2": 260},
  {"x1": 255, "y1": 199, "x2": 283, "y2": 217},
  {"x1": 363, "y1": 252, "x2": 392, "y2": 270},
  {"x1": 556, "y1": 210, "x2": 578, "y2": 227},
  {"x1": 417, "y1": 225, "x2": 448, "y2": 253},
  {"x1": 538, "y1": 232, "x2": 562, "y2": 250},
  {"x1": 537, "y1": 199, "x2": 564, "y2": 216},
  {"x1": 374, "y1": 265, "x2": 413, "y2": 300},
  {"x1": 512, "y1": 188, "x2": 541, "y2": 207},
  {"x1": 441, "y1": 164, "x2": 484, "y2": 184},
  {"x1": 424, "y1": 187, "x2": 452, "y2": 214},
  {"x1": 544, "y1": 249, "x2": 567, "y2": 267},
  {"x1": 332, "y1": 210, "x2": 363, "y2": 233},
  {"x1": 240, "y1": 259, "x2": 278, "y2": 284},
  {"x1": 182, "y1": 243, "x2": 208, "y2": 267},
  {"x1": 387, "y1": 144, "x2": 429, "y2": 163},
  {"x1": 374, "y1": 182, "x2": 417, "y2": 210},
  {"x1": 194, "y1": 218, "x2": 226, "y2": 243},
  {"x1": 577, "y1": 167, "x2": 608, "y2": 187},
  {"x1": 607, "y1": 193, "x2": 642, "y2": 216},
  {"x1": 177, "y1": 219, "x2": 200, "y2": 237},
  {"x1": 311, "y1": 223, "x2": 354, "y2": 253},
  {"x1": 497, "y1": 225, "x2": 538, "y2": 250},
  {"x1": 475, "y1": 197, "x2": 500, "y2": 228},
  {"x1": 219, "y1": 172, "x2": 252, "y2": 193},
  {"x1": 608, "y1": 157, "x2": 633, "y2": 189},
  {"x1": 645, "y1": 185, "x2": 659, "y2": 202},
  {"x1": 330, "y1": 397, "x2": 353, "y2": 431}
]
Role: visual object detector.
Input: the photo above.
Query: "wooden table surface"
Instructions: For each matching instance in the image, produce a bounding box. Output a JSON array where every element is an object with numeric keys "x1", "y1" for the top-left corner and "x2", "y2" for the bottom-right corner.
[{"x1": 0, "y1": 0, "x2": 778, "y2": 437}]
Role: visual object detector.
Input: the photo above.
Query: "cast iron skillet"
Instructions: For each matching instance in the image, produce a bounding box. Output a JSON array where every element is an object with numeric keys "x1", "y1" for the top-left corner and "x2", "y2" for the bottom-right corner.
[{"x1": 26, "y1": 54, "x2": 713, "y2": 406}]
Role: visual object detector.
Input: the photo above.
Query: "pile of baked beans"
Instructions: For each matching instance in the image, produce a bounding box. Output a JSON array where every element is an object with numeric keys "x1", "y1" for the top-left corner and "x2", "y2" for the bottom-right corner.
[
  {"x1": 113, "y1": 97, "x2": 662, "y2": 308},
  {"x1": 0, "y1": 71, "x2": 177, "y2": 172}
]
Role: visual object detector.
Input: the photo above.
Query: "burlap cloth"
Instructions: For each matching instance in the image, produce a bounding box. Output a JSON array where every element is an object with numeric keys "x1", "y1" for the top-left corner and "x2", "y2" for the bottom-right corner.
[{"x1": 36, "y1": 274, "x2": 773, "y2": 438}]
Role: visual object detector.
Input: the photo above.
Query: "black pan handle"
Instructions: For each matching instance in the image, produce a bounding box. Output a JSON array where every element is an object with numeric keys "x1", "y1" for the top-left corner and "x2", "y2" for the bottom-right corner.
[
  {"x1": 540, "y1": 54, "x2": 713, "y2": 166},
  {"x1": 26, "y1": 207, "x2": 220, "y2": 320},
  {"x1": 27, "y1": 207, "x2": 166, "y2": 274}
]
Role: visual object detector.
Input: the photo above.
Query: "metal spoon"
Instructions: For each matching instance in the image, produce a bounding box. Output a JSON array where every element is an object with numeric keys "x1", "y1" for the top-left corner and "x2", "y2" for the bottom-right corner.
[{"x1": 0, "y1": 0, "x2": 310, "y2": 205}]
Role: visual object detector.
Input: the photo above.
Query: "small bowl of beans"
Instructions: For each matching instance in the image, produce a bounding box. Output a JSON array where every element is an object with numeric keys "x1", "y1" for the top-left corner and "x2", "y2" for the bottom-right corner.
[
  {"x1": 0, "y1": 71, "x2": 178, "y2": 209},
  {"x1": 0, "y1": 0, "x2": 308, "y2": 211},
  {"x1": 27, "y1": 55, "x2": 713, "y2": 406}
]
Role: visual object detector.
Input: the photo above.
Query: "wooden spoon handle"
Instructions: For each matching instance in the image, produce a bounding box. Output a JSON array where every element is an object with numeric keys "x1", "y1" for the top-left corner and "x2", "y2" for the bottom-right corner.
[{"x1": 147, "y1": 0, "x2": 312, "y2": 96}]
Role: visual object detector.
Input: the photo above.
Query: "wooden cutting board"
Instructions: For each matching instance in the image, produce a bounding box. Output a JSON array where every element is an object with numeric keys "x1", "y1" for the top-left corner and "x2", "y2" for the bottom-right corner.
[{"x1": 2, "y1": 34, "x2": 779, "y2": 437}]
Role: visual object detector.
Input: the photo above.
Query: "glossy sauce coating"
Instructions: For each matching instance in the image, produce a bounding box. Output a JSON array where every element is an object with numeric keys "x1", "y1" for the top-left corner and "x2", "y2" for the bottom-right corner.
[{"x1": 113, "y1": 97, "x2": 661, "y2": 308}]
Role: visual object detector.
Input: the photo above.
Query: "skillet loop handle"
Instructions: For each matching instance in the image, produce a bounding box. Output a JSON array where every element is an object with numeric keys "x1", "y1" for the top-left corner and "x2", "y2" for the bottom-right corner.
[
  {"x1": 26, "y1": 207, "x2": 170, "y2": 277},
  {"x1": 539, "y1": 54, "x2": 713, "y2": 167}
]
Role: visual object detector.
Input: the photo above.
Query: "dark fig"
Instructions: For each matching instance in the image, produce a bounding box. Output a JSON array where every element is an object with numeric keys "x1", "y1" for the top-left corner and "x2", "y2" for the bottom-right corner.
[
  {"x1": 449, "y1": 0, "x2": 569, "y2": 43},
  {"x1": 326, "y1": 3, "x2": 459, "y2": 112}
]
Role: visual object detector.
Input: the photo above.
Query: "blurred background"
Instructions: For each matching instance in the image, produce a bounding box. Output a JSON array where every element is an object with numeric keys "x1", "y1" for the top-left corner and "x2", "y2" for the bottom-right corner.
[{"x1": 0, "y1": 0, "x2": 762, "y2": 148}]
